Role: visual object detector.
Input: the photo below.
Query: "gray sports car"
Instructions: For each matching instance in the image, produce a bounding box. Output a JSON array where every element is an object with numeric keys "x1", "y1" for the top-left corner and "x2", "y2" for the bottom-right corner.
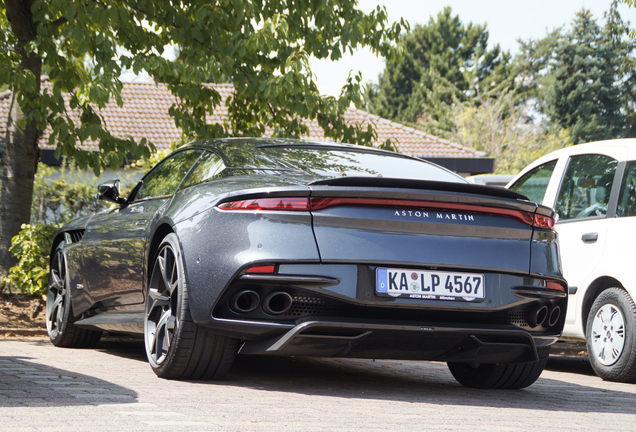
[{"x1": 46, "y1": 138, "x2": 566, "y2": 389}]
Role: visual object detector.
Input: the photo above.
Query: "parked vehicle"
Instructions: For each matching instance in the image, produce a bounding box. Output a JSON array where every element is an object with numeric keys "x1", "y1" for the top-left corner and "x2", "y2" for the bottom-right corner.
[
  {"x1": 47, "y1": 138, "x2": 565, "y2": 388},
  {"x1": 465, "y1": 174, "x2": 515, "y2": 188},
  {"x1": 508, "y1": 139, "x2": 636, "y2": 382}
]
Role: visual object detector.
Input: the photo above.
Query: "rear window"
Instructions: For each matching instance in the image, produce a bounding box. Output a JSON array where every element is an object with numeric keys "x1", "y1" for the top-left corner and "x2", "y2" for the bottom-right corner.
[{"x1": 222, "y1": 146, "x2": 464, "y2": 183}]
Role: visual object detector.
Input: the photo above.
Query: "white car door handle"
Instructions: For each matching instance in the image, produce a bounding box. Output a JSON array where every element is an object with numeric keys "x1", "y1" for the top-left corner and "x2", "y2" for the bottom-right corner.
[{"x1": 582, "y1": 232, "x2": 598, "y2": 242}]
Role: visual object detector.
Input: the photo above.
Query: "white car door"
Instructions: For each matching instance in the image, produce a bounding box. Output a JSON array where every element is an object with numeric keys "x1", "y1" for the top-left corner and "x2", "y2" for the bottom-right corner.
[{"x1": 550, "y1": 154, "x2": 620, "y2": 337}]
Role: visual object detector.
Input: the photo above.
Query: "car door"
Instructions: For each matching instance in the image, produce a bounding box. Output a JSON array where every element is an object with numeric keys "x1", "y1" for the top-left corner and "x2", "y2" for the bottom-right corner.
[
  {"x1": 550, "y1": 154, "x2": 620, "y2": 330},
  {"x1": 597, "y1": 160, "x2": 636, "y2": 304},
  {"x1": 71, "y1": 149, "x2": 204, "y2": 313}
]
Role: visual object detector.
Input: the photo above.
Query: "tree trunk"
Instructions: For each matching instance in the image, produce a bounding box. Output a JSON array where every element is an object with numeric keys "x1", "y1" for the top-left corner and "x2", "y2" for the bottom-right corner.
[{"x1": 1, "y1": 0, "x2": 42, "y2": 277}]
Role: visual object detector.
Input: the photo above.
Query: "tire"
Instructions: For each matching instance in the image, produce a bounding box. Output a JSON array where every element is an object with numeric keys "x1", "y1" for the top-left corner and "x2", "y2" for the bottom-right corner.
[
  {"x1": 586, "y1": 288, "x2": 636, "y2": 382},
  {"x1": 46, "y1": 243, "x2": 102, "y2": 348},
  {"x1": 447, "y1": 347, "x2": 550, "y2": 389},
  {"x1": 144, "y1": 233, "x2": 239, "y2": 380}
]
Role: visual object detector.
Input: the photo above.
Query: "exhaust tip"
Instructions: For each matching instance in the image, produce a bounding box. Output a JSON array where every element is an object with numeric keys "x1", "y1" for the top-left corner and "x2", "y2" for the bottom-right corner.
[
  {"x1": 262, "y1": 292, "x2": 293, "y2": 315},
  {"x1": 229, "y1": 290, "x2": 260, "y2": 313},
  {"x1": 529, "y1": 305, "x2": 549, "y2": 328},
  {"x1": 548, "y1": 306, "x2": 561, "y2": 327}
]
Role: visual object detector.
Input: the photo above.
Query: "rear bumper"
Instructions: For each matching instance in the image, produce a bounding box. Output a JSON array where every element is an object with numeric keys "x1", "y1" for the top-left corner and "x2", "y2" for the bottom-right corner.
[
  {"x1": 234, "y1": 319, "x2": 558, "y2": 364},
  {"x1": 201, "y1": 263, "x2": 566, "y2": 364}
]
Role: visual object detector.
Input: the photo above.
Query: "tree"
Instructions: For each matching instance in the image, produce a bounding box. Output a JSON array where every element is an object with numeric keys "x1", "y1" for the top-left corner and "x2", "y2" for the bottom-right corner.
[
  {"x1": 516, "y1": 5, "x2": 636, "y2": 144},
  {"x1": 0, "y1": 0, "x2": 405, "y2": 275},
  {"x1": 364, "y1": 7, "x2": 513, "y2": 127},
  {"x1": 447, "y1": 90, "x2": 572, "y2": 174},
  {"x1": 546, "y1": 10, "x2": 631, "y2": 143}
]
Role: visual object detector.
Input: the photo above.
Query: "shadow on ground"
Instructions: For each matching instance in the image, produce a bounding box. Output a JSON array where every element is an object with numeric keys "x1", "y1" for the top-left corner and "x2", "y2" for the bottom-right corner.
[
  {"x1": 0, "y1": 355, "x2": 138, "y2": 407},
  {"x1": 22, "y1": 336, "x2": 633, "y2": 415},
  {"x1": 219, "y1": 354, "x2": 635, "y2": 415}
]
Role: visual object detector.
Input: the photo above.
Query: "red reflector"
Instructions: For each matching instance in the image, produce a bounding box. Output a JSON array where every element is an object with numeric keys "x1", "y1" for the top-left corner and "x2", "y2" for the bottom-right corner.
[
  {"x1": 245, "y1": 265, "x2": 276, "y2": 274},
  {"x1": 546, "y1": 281, "x2": 565, "y2": 292},
  {"x1": 533, "y1": 214, "x2": 555, "y2": 230},
  {"x1": 218, "y1": 198, "x2": 309, "y2": 211}
]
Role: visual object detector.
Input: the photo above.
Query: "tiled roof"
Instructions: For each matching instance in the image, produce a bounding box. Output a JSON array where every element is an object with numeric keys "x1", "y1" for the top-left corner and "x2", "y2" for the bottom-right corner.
[{"x1": 0, "y1": 79, "x2": 486, "y2": 159}]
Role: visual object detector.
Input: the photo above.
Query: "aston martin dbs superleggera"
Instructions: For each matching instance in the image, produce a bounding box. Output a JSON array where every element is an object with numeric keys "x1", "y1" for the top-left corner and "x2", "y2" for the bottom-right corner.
[{"x1": 46, "y1": 138, "x2": 566, "y2": 388}]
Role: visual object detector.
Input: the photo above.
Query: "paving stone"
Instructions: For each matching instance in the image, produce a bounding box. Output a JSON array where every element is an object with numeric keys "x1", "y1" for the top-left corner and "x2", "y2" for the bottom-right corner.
[{"x1": 0, "y1": 336, "x2": 634, "y2": 432}]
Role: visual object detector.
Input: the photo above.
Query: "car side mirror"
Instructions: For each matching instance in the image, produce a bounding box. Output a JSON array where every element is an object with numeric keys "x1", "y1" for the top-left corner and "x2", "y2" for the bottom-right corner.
[{"x1": 97, "y1": 179, "x2": 127, "y2": 205}]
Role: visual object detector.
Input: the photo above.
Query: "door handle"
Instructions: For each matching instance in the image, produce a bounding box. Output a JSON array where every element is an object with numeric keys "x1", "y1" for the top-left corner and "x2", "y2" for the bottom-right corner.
[
  {"x1": 582, "y1": 232, "x2": 598, "y2": 242},
  {"x1": 135, "y1": 219, "x2": 147, "y2": 226}
]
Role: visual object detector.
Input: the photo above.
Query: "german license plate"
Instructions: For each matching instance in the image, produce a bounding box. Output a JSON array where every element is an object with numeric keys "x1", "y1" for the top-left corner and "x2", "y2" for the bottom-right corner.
[{"x1": 376, "y1": 268, "x2": 485, "y2": 301}]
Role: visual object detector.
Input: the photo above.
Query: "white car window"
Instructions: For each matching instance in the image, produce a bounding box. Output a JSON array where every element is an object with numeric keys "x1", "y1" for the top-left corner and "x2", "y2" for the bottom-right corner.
[
  {"x1": 617, "y1": 161, "x2": 636, "y2": 218},
  {"x1": 555, "y1": 154, "x2": 617, "y2": 221},
  {"x1": 509, "y1": 160, "x2": 557, "y2": 204}
]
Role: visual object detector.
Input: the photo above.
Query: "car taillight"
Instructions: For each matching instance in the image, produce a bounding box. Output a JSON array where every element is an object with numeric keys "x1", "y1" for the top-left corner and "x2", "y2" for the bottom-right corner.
[
  {"x1": 218, "y1": 198, "x2": 310, "y2": 211},
  {"x1": 533, "y1": 214, "x2": 555, "y2": 230},
  {"x1": 218, "y1": 196, "x2": 556, "y2": 230},
  {"x1": 310, "y1": 197, "x2": 536, "y2": 226}
]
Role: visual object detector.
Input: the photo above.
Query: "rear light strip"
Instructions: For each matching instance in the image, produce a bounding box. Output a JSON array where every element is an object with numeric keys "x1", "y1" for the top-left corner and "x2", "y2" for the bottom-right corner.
[
  {"x1": 218, "y1": 197, "x2": 309, "y2": 211},
  {"x1": 217, "y1": 197, "x2": 555, "y2": 229}
]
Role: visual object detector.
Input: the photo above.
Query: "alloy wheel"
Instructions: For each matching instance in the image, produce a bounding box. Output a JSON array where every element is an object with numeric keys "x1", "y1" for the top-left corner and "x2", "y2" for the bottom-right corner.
[
  {"x1": 145, "y1": 243, "x2": 180, "y2": 368},
  {"x1": 46, "y1": 248, "x2": 67, "y2": 339},
  {"x1": 590, "y1": 303, "x2": 626, "y2": 366}
]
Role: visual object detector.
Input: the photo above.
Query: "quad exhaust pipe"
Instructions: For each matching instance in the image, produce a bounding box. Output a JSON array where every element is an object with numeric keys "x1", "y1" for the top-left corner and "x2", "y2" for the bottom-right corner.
[
  {"x1": 529, "y1": 304, "x2": 561, "y2": 328},
  {"x1": 229, "y1": 290, "x2": 293, "y2": 315},
  {"x1": 262, "y1": 292, "x2": 293, "y2": 315},
  {"x1": 229, "y1": 290, "x2": 260, "y2": 313},
  {"x1": 548, "y1": 305, "x2": 561, "y2": 327},
  {"x1": 530, "y1": 305, "x2": 549, "y2": 328}
]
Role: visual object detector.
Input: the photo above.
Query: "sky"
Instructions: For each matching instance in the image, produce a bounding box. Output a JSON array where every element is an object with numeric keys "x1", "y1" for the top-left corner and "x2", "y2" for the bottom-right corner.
[{"x1": 310, "y1": 0, "x2": 636, "y2": 97}]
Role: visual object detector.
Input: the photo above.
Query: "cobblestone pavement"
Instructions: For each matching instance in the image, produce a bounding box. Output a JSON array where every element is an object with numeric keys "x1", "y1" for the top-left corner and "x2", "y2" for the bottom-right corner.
[{"x1": 0, "y1": 336, "x2": 633, "y2": 432}]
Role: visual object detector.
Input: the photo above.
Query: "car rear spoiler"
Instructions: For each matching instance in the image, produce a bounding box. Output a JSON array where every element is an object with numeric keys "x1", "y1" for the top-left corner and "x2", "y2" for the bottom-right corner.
[{"x1": 310, "y1": 177, "x2": 529, "y2": 201}]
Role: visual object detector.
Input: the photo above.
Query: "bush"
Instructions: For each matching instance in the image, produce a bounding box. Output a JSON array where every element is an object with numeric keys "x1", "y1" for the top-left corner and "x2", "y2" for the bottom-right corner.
[{"x1": 7, "y1": 223, "x2": 60, "y2": 295}]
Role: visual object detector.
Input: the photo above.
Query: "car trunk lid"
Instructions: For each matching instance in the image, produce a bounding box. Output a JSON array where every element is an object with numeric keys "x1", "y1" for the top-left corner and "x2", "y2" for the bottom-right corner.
[{"x1": 308, "y1": 177, "x2": 540, "y2": 274}]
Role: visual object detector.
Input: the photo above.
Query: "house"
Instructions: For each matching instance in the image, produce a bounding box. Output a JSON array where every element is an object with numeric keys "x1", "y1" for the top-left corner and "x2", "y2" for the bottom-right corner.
[{"x1": 0, "y1": 80, "x2": 494, "y2": 176}]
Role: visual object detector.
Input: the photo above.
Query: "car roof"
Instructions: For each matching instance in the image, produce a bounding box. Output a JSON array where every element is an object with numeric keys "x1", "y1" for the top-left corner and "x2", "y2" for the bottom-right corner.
[
  {"x1": 532, "y1": 138, "x2": 636, "y2": 162},
  {"x1": 183, "y1": 137, "x2": 402, "y2": 157}
]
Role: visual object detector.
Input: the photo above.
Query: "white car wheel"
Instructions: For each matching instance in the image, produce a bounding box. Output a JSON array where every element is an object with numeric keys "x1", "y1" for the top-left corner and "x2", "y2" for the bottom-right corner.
[
  {"x1": 586, "y1": 288, "x2": 636, "y2": 382},
  {"x1": 590, "y1": 304, "x2": 626, "y2": 366}
]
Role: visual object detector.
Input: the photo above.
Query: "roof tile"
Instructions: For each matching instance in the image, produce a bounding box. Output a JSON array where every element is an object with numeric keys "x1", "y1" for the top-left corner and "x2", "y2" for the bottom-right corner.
[{"x1": 0, "y1": 79, "x2": 486, "y2": 158}]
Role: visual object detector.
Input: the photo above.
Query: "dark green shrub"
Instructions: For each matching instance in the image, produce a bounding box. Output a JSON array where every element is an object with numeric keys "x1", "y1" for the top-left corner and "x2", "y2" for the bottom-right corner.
[{"x1": 7, "y1": 223, "x2": 60, "y2": 295}]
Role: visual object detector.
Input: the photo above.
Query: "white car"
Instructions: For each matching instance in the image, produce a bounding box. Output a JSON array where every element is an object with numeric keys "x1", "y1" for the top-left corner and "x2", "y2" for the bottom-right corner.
[{"x1": 508, "y1": 139, "x2": 636, "y2": 382}]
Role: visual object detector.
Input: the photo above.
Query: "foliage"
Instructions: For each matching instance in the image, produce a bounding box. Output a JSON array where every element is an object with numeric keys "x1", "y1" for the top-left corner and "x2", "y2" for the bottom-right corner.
[
  {"x1": 364, "y1": 7, "x2": 513, "y2": 128},
  {"x1": 445, "y1": 91, "x2": 572, "y2": 174},
  {"x1": 516, "y1": 6, "x2": 636, "y2": 144},
  {"x1": 0, "y1": 0, "x2": 406, "y2": 277},
  {"x1": 1, "y1": 0, "x2": 406, "y2": 174},
  {"x1": 127, "y1": 145, "x2": 175, "y2": 171},
  {"x1": 6, "y1": 223, "x2": 60, "y2": 295}
]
